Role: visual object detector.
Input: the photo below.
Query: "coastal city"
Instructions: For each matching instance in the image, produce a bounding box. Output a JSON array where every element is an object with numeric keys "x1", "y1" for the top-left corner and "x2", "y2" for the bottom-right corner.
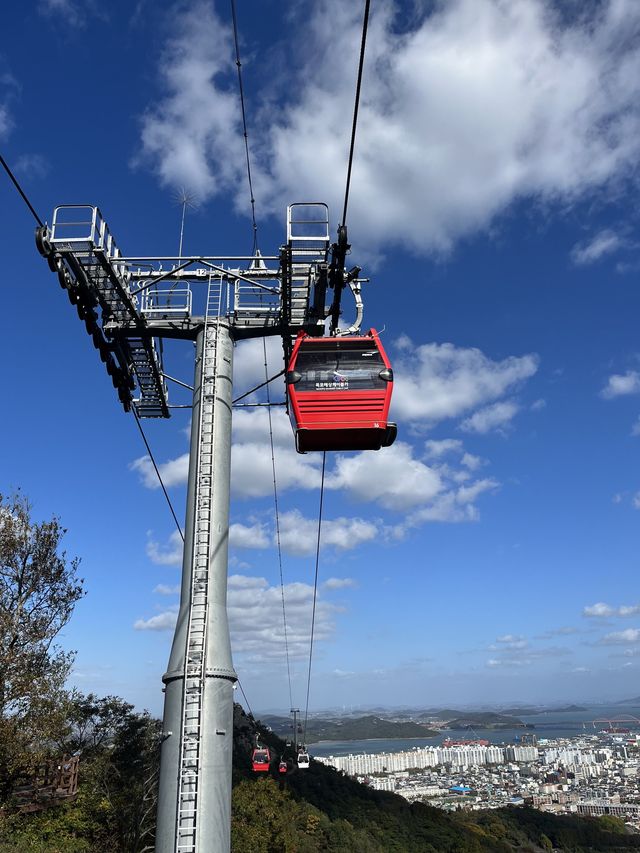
[{"x1": 315, "y1": 732, "x2": 640, "y2": 827}]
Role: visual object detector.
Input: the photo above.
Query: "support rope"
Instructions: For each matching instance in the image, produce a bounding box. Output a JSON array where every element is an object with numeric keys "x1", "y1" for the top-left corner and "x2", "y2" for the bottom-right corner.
[{"x1": 302, "y1": 452, "x2": 326, "y2": 745}]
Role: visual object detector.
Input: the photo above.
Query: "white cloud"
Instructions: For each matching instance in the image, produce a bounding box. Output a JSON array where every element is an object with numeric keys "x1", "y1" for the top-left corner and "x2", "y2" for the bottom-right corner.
[
  {"x1": 131, "y1": 407, "x2": 322, "y2": 498},
  {"x1": 134, "y1": 606, "x2": 179, "y2": 631},
  {"x1": 279, "y1": 510, "x2": 378, "y2": 557},
  {"x1": 600, "y1": 370, "x2": 640, "y2": 399},
  {"x1": 13, "y1": 154, "x2": 49, "y2": 179},
  {"x1": 38, "y1": 0, "x2": 107, "y2": 27},
  {"x1": 227, "y1": 574, "x2": 338, "y2": 660},
  {"x1": 135, "y1": 0, "x2": 240, "y2": 201},
  {"x1": 583, "y1": 602, "x2": 615, "y2": 618},
  {"x1": 135, "y1": 572, "x2": 343, "y2": 659},
  {"x1": 602, "y1": 628, "x2": 640, "y2": 645},
  {"x1": 424, "y1": 439, "x2": 463, "y2": 458},
  {"x1": 327, "y1": 442, "x2": 442, "y2": 510},
  {"x1": 131, "y1": 453, "x2": 189, "y2": 490},
  {"x1": 584, "y1": 602, "x2": 640, "y2": 618},
  {"x1": 392, "y1": 340, "x2": 537, "y2": 423},
  {"x1": 494, "y1": 634, "x2": 528, "y2": 650},
  {"x1": 229, "y1": 521, "x2": 270, "y2": 549},
  {"x1": 460, "y1": 400, "x2": 520, "y2": 434},
  {"x1": 154, "y1": 583, "x2": 181, "y2": 595},
  {"x1": 146, "y1": 530, "x2": 183, "y2": 566},
  {"x1": 486, "y1": 657, "x2": 527, "y2": 668},
  {"x1": 461, "y1": 452, "x2": 484, "y2": 470},
  {"x1": 571, "y1": 229, "x2": 624, "y2": 265},
  {"x1": 456, "y1": 478, "x2": 498, "y2": 504},
  {"x1": 0, "y1": 105, "x2": 11, "y2": 140},
  {"x1": 139, "y1": 0, "x2": 640, "y2": 256},
  {"x1": 634, "y1": 493, "x2": 640, "y2": 510},
  {"x1": 323, "y1": 577, "x2": 357, "y2": 590},
  {"x1": 0, "y1": 71, "x2": 19, "y2": 140},
  {"x1": 233, "y1": 337, "x2": 286, "y2": 401}
]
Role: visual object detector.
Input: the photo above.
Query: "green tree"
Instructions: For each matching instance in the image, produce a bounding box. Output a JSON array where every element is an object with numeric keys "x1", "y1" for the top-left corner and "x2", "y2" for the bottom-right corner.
[
  {"x1": 58, "y1": 694, "x2": 161, "y2": 853},
  {"x1": 0, "y1": 492, "x2": 84, "y2": 801}
]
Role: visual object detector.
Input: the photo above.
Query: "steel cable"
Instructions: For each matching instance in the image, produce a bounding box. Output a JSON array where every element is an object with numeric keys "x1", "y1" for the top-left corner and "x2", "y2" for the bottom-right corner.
[
  {"x1": 230, "y1": 0, "x2": 259, "y2": 254},
  {"x1": 341, "y1": 0, "x2": 371, "y2": 229},
  {"x1": 263, "y1": 339, "x2": 295, "y2": 710},
  {"x1": 302, "y1": 452, "x2": 326, "y2": 746},
  {"x1": 133, "y1": 410, "x2": 185, "y2": 542}
]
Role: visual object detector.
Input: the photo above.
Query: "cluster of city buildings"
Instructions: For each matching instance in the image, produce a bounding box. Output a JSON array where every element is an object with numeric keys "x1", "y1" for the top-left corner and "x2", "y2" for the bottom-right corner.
[{"x1": 315, "y1": 734, "x2": 640, "y2": 825}]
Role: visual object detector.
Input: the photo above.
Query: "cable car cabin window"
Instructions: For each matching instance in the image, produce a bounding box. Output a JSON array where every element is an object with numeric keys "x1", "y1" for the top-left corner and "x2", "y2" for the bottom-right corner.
[{"x1": 294, "y1": 344, "x2": 386, "y2": 392}]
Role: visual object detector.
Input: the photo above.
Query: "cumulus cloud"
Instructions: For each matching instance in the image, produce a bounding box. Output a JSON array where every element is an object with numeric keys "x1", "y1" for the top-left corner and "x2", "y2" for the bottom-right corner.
[
  {"x1": 601, "y1": 628, "x2": 640, "y2": 645},
  {"x1": 134, "y1": 606, "x2": 179, "y2": 631},
  {"x1": 229, "y1": 521, "x2": 270, "y2": 549},
  {"x1": 392, "y1": 340, "x2": 537, "y2": 423},
  {"x1": 460, "y1": 400, "x2": 520, "y2": 434},
  {"x1": 461, "y1": 452, "x2": 484, "y2": 470},
  {"x1": 135, "y1": 0, "x2": 240, "y2": 200},
  {"x1": 233, "y1": 337, "x2": 285, "y2": 401},
  {"x1": 327, "y1": 442, "x2": 442, "y2": 510},
  {"x1": 130, "y1": 407, "x2": 322, "y2": 498},
  {"x1": 131, "y1": 453, "x2": 189, "y2": 489},
  {"x1": 323, "y1": 577, "x2": 357, "y2": 590},
  {"x1": 571, "y1": 229, "x2": 624, "y2": 265},
  {"x1": 600, "y1": 370, "x2": 640, "y2": 399},
  {"x1": 583, "y1": 602, "x2": 640, "y2": 618},
  {"x1": 227, "y1": 574, "x2": 338, "y2": 659},
  {"x1": 135, "y1": 573, "x2": 343, "y2": 658},
  {"x1": 147, "y1": 530, "x2": 183, "y2": 566},
  {"x1": 139, "y1": 0, "x2": 640, "y2": 256},
  {"x1": 424, "y1": 439, "x2": 463, "y2": 458},
  {"x1": 279, "y1": 509, "x2": 378, "y2": 556}
]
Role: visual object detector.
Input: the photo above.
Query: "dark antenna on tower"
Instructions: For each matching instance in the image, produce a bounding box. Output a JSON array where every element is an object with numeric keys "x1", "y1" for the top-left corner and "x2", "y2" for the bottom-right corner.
[{"x1": 174, "y1": 187, "x2": 198, "y2": 259}]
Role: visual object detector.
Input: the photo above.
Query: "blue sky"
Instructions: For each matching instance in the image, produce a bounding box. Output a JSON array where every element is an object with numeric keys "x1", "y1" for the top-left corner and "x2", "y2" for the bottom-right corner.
[{"x1": 2, "y1": 0, "x2": 640, "y2": 716}]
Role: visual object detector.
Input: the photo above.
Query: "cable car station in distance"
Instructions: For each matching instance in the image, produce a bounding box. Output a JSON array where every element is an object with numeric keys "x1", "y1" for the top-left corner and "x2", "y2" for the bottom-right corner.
[{"x1": 33, "y1": 200, "x2": 396, "y2": 853}]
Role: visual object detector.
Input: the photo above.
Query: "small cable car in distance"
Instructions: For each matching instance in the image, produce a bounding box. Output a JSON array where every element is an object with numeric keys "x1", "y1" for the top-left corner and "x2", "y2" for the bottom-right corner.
[
  {"x1": 278, "y1": 758, "x2": 288, "y2": 774},
  {"x1": 287, "y1": 329, "x2": 397, "y2": 453},
  {"x1": 297, "y1": 749, "x2": 310, "y2": 770},
  {"x1": 252, "y1": 747, "x2": 271, "y2": 772}
]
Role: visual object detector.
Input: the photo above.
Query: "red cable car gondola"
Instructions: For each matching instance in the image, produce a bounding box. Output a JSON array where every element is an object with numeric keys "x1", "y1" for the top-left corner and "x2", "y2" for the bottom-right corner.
[
  {"x1": 252, "y1": 747, "x2": 271, "y2": 772},
  {"x1": 286, "y1": 328, "x2": 397, "y2": 453},
  {"x1": 278, "y1": 759, "x2": 288, "y2": 774}
]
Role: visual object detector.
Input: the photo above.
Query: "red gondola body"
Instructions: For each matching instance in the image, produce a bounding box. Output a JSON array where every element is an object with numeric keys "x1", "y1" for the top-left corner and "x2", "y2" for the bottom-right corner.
[
  {"x1": 252, "y1": 748, "x2": 271, "y2": 772},
  {"x1": 286, "y1": 329, "x2": 397, "y2": 453}
]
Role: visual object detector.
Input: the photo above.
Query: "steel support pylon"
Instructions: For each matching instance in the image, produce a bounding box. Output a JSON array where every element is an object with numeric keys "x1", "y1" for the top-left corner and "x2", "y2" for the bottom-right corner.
[{"x1": 156, "y1": 319, "x2": 237, "y2": 853}]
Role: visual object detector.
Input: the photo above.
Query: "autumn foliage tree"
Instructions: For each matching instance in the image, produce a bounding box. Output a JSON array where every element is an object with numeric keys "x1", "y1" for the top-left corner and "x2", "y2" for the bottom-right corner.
[{"x1": 0, "y1": 492, "x2": 84, "y2": 799}]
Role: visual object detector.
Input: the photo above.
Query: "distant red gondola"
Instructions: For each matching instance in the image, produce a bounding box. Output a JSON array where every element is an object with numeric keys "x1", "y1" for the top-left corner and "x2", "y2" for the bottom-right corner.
[
  {"x1": 252, "y1": 747, "x2": 270, "y2": 772},
  {"x1": 286, "y1": 329, "x2": 397, "y2": 453},
  {"x1": 278, "y1": 759, "x2": 288, "y2": 774}
]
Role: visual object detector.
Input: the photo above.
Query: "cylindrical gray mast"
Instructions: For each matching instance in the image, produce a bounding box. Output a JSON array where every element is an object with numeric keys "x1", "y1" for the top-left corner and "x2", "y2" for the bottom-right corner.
[{"x1": 156, "y1": 320, "x2": 237, "y2": 853}]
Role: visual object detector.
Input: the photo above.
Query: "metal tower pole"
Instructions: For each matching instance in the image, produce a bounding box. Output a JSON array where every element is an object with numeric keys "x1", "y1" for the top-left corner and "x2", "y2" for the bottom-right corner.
[{"x1": 156, "y1": 319, "x2": 237, "y2": 853}]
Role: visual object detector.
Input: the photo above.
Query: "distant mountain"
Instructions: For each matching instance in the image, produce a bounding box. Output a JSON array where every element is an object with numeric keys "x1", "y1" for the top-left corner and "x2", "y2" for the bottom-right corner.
[
  {"x1": 420, "y1": 709, "x2": 527, "y2": 729},
  {"x1": 261, "y1": 714, "x2": 438, "y2": 743},
  {"x1": 616, "y1": 696, "x2": 640, "y2": 706}
]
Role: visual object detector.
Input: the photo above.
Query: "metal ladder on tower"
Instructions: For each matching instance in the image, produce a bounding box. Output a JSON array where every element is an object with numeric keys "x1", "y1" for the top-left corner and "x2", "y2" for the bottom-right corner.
[{"x1": 175, "y1": 275, "x2": 224, "y2": 853}]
